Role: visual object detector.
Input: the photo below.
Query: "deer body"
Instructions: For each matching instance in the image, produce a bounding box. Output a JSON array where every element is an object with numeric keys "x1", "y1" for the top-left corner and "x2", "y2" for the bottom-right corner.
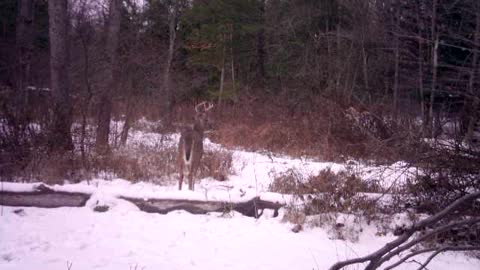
[{"x1": 177, "y1": 102, "x2": 213, "y2": 191}]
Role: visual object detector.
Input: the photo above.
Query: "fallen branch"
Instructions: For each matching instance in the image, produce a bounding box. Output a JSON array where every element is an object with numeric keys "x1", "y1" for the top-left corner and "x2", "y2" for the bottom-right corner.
[
  {"x1": 384, "y1": 246, "x2": 480, "y2": 270},
  {"x1": 415, "y1": 246, "x2": 480, "y2": 270},
  {"x1": 329, "y1": 191, "x2": 480, "y2": 270}
]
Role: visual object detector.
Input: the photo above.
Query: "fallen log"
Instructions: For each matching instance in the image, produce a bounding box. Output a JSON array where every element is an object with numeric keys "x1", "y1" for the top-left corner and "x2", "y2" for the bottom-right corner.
[
  {"x1": 0, "y1": 184, "x2": 284, "y2": 218},
  {"x1": 120, "y1": 196, "x2": 283, "y2": 218},
  {"x1": 0, "y1": 184, "x2": 90, "y2": 208}
]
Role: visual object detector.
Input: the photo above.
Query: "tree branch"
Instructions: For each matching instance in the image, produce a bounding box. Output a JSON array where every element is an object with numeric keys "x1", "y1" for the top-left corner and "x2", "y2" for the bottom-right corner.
[
  {"x1": 329, "y1": 191, "x2": 480, "y2": 270},
  {"x1": 416, "y1": 246, "x2": 480, "y2": 270}
]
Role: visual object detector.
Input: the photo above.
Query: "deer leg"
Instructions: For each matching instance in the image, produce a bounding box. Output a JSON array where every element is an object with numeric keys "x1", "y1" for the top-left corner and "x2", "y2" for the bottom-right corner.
[
  {"x1": 179, "y1": 171, "x2": 184, "y2": 190},
  {"x1": 188, "y1": 172, "x2": 194, "y2": 191}
]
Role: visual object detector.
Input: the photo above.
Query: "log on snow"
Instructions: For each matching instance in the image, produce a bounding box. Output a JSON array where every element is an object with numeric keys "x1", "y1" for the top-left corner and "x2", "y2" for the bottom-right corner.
[
  {"x1": 0, "y1": 184, "x2": 90, "y2": 208},
  {"x1": 0, "y1": 184, "x2": 285, "y2": 218},
  {"x1": 120, "y1": 196, "x2": 283, "y2": 218}
]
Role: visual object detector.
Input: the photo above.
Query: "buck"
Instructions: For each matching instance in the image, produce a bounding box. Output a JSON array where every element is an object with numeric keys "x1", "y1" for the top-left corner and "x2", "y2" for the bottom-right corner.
[{"x1": 177, "y1": 102, "x2": 214, "y2": 191}]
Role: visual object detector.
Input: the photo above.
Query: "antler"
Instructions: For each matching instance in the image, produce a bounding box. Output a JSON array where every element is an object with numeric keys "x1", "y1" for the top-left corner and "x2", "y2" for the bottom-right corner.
[
  {"x1": 195, "y1": 101, "x2": 206, "y2": 112},
  {"x1": 195, "y1": 101, "x2": 214, "y2": 113},
  {"x1": 203, "y1": 102, "x2": 214, "y2": 112}
]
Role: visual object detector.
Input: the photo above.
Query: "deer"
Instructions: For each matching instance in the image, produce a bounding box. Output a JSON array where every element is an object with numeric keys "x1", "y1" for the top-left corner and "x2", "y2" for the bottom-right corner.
[{"x1": 177, "y1": 102, "x2": 214, "y2": 191}]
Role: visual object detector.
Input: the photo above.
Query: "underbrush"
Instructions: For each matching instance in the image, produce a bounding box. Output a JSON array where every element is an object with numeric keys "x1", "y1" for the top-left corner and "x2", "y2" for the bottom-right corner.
[
  {"x1": 209, "y1": 96, "x2": 422, "y2": 163},
  {"x1": 199, "y1": 149, "x2": 234, "y2": 181},
  {"x1": 271, "y1": 168, "x2": 385, "y2": 240},
  {"x1": 0, "y1": 121, "x2": 234, "y2": 184},
  {"x1": 92, "y1": 146, "x2": 234, "y2": 183},
  {"x1": 91, "y1": 146, "x2": 178, "y2": 183}
]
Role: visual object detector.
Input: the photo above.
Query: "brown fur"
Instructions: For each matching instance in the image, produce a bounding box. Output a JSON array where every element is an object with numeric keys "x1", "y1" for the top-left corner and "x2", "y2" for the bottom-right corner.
[{"x1": 177, "y1": 103, "x2": 212, "y2": 190}]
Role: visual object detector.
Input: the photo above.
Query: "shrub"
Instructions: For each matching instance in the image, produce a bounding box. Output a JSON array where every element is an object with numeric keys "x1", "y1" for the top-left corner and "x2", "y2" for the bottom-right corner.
[
  {"x1": 199, "y1": 149, "x2": 234, "y2": 181},
  {"x1": 91, "y1": 146, "x2": 177, "y2": 183},
  {"x1": 89, "y1": 145, "x2": 234, "y2": 184},
  {"x1": 269, "y1": 168, "x2": 305, "y2": 194},
  {"x1": 273, "y1": 168, "x2": 379, "y2": 239}
]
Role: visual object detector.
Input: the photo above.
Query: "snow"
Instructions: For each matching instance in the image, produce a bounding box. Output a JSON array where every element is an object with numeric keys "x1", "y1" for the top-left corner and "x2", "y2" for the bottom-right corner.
[
  {"x1": 1, "y1": 124, "x2": 478, "y2": 270},
  {"x1": 1, "y1": 204, "x2": 478, "y2": 270}
]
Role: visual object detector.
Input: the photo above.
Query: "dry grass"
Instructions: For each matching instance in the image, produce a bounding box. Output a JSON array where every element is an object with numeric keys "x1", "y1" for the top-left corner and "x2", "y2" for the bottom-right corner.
[
  {"x1": 273, "y1": 168, "x2": 380, "y2": 237},
  {"x1": 18, "y1": 152, "x2": 84, "y2": 184},
  {"x1": 270, "y1": 168, "x2": 379, "y2": 196},
  {"x1": 208, "y1": 96, "x2": 375, "y2": 161},
  {"x1": 0, "y1": 117, "x2": 235, "y2": 185},
  {"x1": 204, "y1": 96, "x2": 421, "y2": 163},
  {"x1": 199, "y1": 149, "x2": 234, "y2": 181},
  {"x1": 91, "y1": 147, "x2": 177, "y2": 183},
  {"x1": 90, "y1": 145, "x2": 234, "y2": 184}
]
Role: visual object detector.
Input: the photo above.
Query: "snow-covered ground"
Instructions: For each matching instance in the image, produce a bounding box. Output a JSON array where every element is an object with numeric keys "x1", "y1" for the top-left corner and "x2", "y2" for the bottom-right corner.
[
  {"x1": 1, "y1": 122, "x2": 478, "y2": 270},
  {"x1": 2, "y1": 203, "x2": 478, "y2": 270}
]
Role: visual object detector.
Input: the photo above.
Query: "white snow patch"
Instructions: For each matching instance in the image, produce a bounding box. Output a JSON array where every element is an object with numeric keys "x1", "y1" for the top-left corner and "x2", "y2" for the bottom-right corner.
[{"x1": 1, "y1": 206, "x2": 478, "y2": 270}]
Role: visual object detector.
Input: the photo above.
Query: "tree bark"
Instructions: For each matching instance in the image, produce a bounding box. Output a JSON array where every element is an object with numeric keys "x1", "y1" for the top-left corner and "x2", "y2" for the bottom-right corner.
[
  {"x1": 430, "y1": 36, "x2": 439, "y2": 138},
  {"x1": 163, "y1": 0, "x2": 178, "y2": 113},
  {"x1": 428, "y1": 0, "x2": 438, "y2": 138},
  {"x1": 256, "y1": 0, "x2": 266, "y2": 88},
  {"x1": 218, "y1": 31, "x2": 226, "y2": 106},
  {"x1": 79, "y1": 28, "x2": 93, "y2": 167},
  {"x1": 393, "y1": 3, "x2": 400, "y2": 122},
  {"x1": 48, "y1": 0, "x2": 73, "y2": 151},
  {"x1": 230, "y1": 24, "x2": 236, "y2": 93},
  {"x1": 416, "y1": 1, "x2": 426, "y2": 134},
  {"x1": 120, "y1": 99, "x2": 133, "y2": 146},
  {"x1": 464, "y1": 2, "x2": 480, "y2": 145},
  {"x1": 361, "y1": 13, "x2": 369, "y2": 91},
  {"x1": 15, "y1": 0, "x2": 34, "y2": 109},
  {"x1": 95, "y1": 0, "x2": 122, "y2": 154}
]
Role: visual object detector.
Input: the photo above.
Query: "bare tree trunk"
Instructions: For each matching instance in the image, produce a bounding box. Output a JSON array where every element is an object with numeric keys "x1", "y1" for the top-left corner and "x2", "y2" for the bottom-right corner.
[
  {"x1": 325, "y1": 21, "x2": 333, "y2": 93},
  {"x1": 416, "y1": 1, "x2": 426, "y2": 133},
  {"x1": 393, "y1": 4, "x2": 400, "y2": 122},
  {"x1": 218, "y1": 32, "x2": 226, "y2": 106},
  {"x1": 430, "y1": 37, "x2": 439, "y2": 138},
  {"x1": 335, "y1": 24, "x2": 343, "y2": 98},
  {"x1": 15, "y1": 0, "x2": 34, "y2": 122},
  {"x1": 80, "y1": 29, "x2": 93, "y2": 167},
  {"x1": 428, "y1": 0, "x2": 438, "y2": 138},
  {"x1": 120, "y1": 100, "x2": 133, "y2": 146},
  {"x1": 163, "y1": 1, "x2": 177, "y2": 113},
  {"x1": 48, "y1": 0, "x2": 73, "y2": 151},
  {"x1": 361, "y1": 18, "x2": 369, "y2": 90},
  {"x1": 256, "y1": 0, "x2": 266, "y2": 88},
  {"x1": 230, "y1": 25, "x2": 235, "y2": 92},
  {"x1": 95, "y1": 0, "x2": 121, "y2": 154},
  {"x1": 464, "y1": 3, "x2": 480, "y2": 145}
]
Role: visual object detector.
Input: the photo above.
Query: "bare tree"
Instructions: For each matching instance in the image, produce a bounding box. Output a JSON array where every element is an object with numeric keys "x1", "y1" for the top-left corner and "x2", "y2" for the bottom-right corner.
[
  {"x1": 256, "y1": 0, "x2": 266, "y2": 88},
  {"x1": 428, "y1": 0, "x2": 439, "y2": 138},
  {"x1": 163, "y1": 0, "x2": 178, "y2": 113},
  {"x1": 95, "y1": 0, "x2": 121, "y2": 153},
  {"x1": 416, "y1": 0, "x2": 426, "y2": 133},
  {"x1": 393, "y1": 0, "x2": 400, "y2": 121},
  {"x1": 48, "y1": 0, "x2": 73, "y2": 151},
  {"x1": 74, "y1": 0, "x2": 95, "y2": 164},
  {"x1": 15, "y1": 0, "x2": 34, "y2": 88},
  {"x1": 464, "y1": 1, "x2": 480, "y2": 145}
]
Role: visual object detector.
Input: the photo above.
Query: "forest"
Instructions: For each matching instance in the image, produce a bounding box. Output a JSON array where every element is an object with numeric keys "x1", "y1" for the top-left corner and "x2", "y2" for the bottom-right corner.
[{"x1": 0, "y1": 0, "x2": 479, "y2": 269}]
